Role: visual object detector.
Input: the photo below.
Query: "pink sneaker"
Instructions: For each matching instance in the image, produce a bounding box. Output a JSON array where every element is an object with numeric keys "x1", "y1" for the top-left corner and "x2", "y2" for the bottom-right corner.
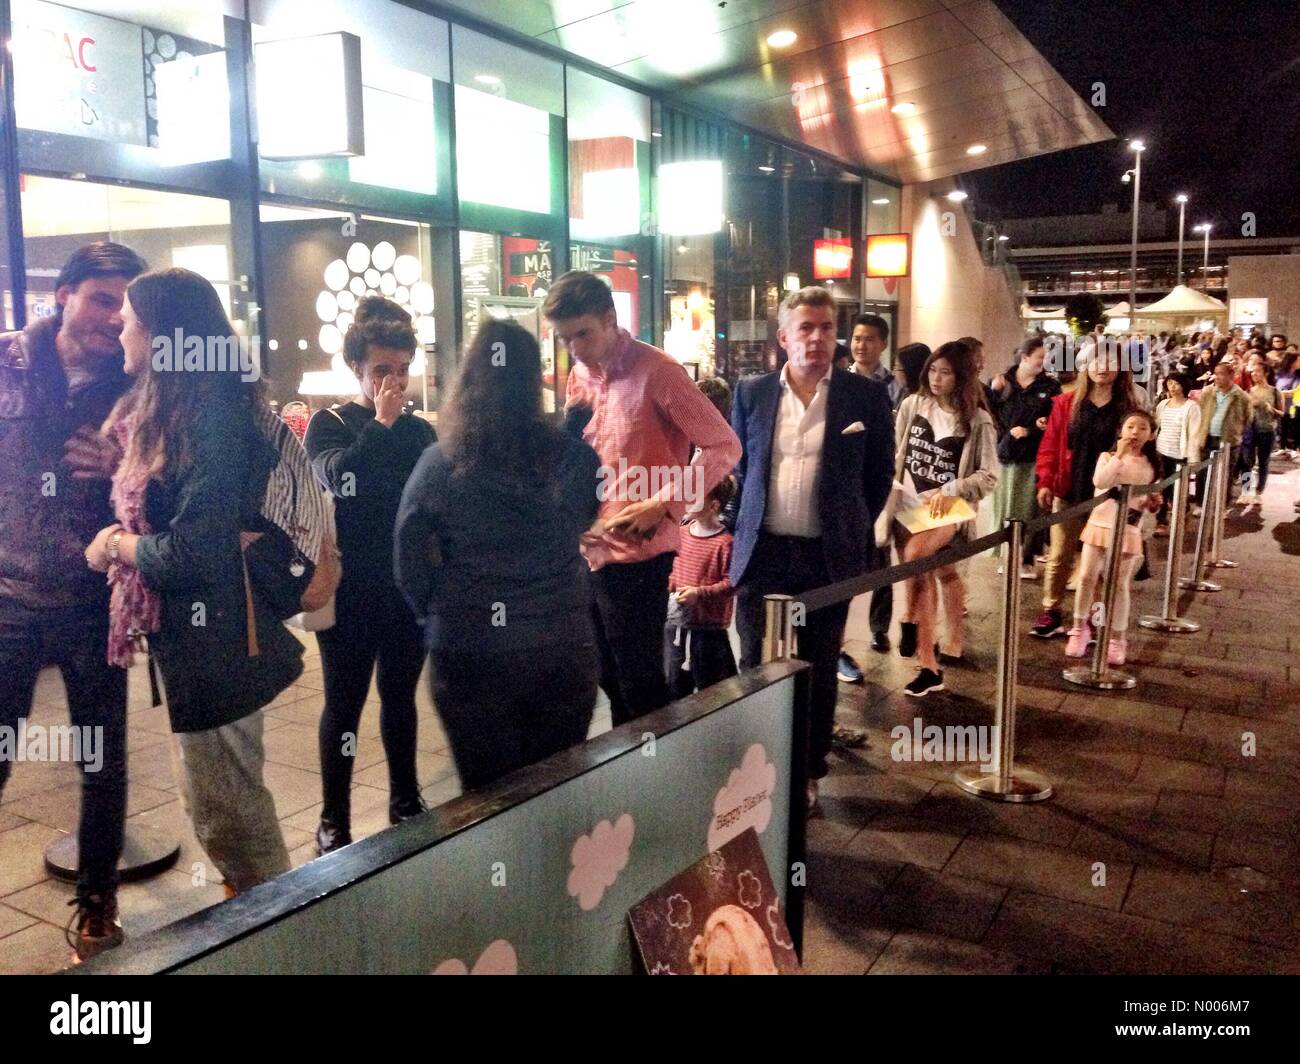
[
  {"x1": 1107, "y1": 636, "x2": 1128, "y2": 666},
  {"x1": 1064, "y1": 622, "x2": 1091, "y2": 657}
]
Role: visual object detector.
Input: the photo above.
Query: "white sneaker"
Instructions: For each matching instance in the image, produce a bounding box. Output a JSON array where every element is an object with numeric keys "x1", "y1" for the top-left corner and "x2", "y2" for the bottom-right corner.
[{"x1": 1019, "y1": 564, "x2": 1037, "y2": 580}]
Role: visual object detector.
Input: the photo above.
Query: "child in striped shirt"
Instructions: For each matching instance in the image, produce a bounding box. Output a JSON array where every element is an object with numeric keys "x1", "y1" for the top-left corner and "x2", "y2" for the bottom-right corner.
[{"x1": 664, "y1": 475, "x2": 737, "y2": 697}]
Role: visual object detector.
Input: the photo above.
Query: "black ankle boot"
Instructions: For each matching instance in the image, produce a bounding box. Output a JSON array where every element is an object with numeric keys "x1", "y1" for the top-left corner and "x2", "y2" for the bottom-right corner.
[
  {"x1": 389, "y1": 793, "x2": 429, "y2": 825},
  {"x1": 315, "y1": 817, "x2": 352, "y2": 856}
]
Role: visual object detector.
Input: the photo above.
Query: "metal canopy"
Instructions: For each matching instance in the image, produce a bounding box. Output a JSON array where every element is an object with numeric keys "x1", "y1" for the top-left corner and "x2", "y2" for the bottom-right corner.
[{"x1": 432, "y1": 0, "x2": 1112, "y2": 182}]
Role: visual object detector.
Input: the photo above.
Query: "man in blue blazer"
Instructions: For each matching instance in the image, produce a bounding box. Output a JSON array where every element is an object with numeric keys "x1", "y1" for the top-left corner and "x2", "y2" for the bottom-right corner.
[{"x1": 730, "y1": 287, "x2": 894, "y2": 808}]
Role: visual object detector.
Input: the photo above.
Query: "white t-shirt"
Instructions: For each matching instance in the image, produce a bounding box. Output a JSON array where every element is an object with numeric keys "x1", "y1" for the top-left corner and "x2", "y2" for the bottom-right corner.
[
  {"x1": 902, "y1": 397, "x2": 967, "y2": 498},
  {"x1": 1156, "y1": 401, "x2": 1190, "y2": 459}
]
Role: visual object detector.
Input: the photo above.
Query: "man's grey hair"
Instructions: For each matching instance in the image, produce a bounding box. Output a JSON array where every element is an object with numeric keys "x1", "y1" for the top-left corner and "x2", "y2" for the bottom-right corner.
[{"x1": 777, "y1": 285, "x2": 835, "y2": 330}]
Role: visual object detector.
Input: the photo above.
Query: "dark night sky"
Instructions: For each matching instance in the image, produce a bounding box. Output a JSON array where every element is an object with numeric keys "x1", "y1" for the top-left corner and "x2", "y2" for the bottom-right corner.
[{"x1": 966, "y1": 0, "x2": 1300, "y2": 236}]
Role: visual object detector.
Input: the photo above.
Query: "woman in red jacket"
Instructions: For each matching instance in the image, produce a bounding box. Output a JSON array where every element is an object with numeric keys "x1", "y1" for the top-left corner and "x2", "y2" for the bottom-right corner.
[{"x1": 1031, "y1": 344, "x2": 1142, "y2": 638}]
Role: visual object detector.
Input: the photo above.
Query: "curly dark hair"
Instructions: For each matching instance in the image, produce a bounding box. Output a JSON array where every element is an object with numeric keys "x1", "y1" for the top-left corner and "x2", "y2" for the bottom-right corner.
[
  {"x1": 437, "y1": 319, "x2": 568, "y2": 498},
  {"x1": 342, "y1": 295, "x2": 416, "y2": 368}
]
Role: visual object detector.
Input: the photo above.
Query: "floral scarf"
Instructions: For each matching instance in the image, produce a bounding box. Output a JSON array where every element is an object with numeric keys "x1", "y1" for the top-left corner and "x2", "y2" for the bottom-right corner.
[{"x1": 107, "y1": 414, "x2": 161, "y2": 667}]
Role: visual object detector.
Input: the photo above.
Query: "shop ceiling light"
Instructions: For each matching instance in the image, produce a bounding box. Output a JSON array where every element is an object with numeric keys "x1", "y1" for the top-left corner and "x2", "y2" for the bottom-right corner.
[
  {"x1": 890, "y1": 101, "x2": 916, "y2": 115},
  {"x1": 758, "y1": 165, "x2": 775, "y2": 173},
  {"x1": 871, "y1": 197, "x2": 891, "y2": 205},
  {"x1": 766, "y1": 29, "x2": 798, "y2": 48},
  {"x1": 255, "y1": 32, "x2": 364, "y2": 159},
  {"x1": 966, "y1": 143, "x2": 987, "y2": 156},
  {"x1": 783, "y1": 272, "x2": 801, "y2": 292},
  {"x1": 946, "y1": 189, "x2": 968, "y2": 202},
  {"x1": 813, "y1": 238, "x2": 852, "y2": 280},
  {"x1": 474, "y1": 74, "x2": 501, "y2": 86},
  {"x1": 866, "y1": 233, "x2": 910, "y2": 278},
  {"x1": 659, "y1": 159, "x2": 724, "y2": 235}
]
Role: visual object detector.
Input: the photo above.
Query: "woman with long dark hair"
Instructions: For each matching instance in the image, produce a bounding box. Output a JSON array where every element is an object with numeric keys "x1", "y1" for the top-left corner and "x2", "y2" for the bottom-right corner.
[
  {"x1": 395, "y1": 320, "x2": 601, "y2": 790},
  {"x1": 892, "y1": 340, "x2": 998, "y2": 697},
  {"x1": 85, "y1": 268, "x2": 299, "y2": 896},
  {"x1": 303, "y1": 296, "x2": 434, "y2": 854},
  {"x1": 1031, "y1": 339, "x2": 1142, "y2": 638}
]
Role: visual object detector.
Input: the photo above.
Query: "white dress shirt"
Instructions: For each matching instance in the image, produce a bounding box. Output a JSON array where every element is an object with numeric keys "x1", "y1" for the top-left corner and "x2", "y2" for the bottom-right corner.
[{"x1": 764, "y1": 363, "x2": 831, "y2": 537}]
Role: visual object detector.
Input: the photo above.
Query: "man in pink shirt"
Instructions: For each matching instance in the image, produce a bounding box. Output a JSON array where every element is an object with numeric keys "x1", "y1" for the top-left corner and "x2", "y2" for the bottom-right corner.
[{"x1": 545, "y1": 272, "x2": 740, "y2": 725}]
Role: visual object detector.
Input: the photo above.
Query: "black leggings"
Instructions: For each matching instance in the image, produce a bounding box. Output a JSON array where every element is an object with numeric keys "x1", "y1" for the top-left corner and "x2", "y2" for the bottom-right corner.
[{"x1": 316, "y1": 588, "x2": 423, "y2": 826}]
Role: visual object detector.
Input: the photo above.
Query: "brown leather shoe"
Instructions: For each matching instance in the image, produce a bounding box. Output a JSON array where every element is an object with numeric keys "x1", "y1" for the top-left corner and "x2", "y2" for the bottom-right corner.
[{"x1": 66, "y1": 893, "x2": 124, "y2": 964}]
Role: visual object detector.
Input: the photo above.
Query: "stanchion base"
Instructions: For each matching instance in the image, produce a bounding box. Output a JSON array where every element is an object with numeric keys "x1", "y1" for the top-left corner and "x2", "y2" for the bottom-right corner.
[
  {"x1": 954, "y1": 766, "x2": 1053, "y2": 803},
  {"x1": 1062, "y1": 665, "x2": 1137, "y2": 690},
  {"x1": 1178, "y1": 577, "x2": 1221, "y2": 592},
  {"x1": 44, "y1": 825, "x2": 181, "y2": 884},
  {"x1": 1138, "y1": 615, "x2": 1201, "y2": 633},
  {"x1": 1211, "y1": 559, "x2": 1238, "y2": 569}
]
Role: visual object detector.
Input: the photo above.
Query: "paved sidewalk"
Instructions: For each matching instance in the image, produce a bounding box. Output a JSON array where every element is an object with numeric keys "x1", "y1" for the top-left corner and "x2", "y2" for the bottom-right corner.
[{"x1": 803, "y1": 459, "x2": 1300, "y2": 974}]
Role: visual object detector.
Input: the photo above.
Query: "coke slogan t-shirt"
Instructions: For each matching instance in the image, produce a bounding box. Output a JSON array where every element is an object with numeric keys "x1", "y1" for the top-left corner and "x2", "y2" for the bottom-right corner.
[{"x1": 903, "y1": 397, "x2": 967, "y2": 497}]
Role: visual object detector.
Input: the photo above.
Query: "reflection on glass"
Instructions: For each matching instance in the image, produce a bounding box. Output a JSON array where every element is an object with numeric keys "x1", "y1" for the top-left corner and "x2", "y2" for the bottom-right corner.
[{"x1": 20, "y1": 175, "x2": 233, "y2": 321}]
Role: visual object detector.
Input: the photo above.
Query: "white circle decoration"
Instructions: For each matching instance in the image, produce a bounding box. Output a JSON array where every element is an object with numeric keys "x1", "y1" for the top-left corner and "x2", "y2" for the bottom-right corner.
[
  {"x1": 410, "y1": 281, "x2": 435, "y2": 314},
  {"x1": 379, "y1": 273, "x2": 396, "y2": 296},
  {"x1": 324, "y1": 260, "x2": 349, "y2": 291},
  {"x1": 349, "y1": 277, "x2": 366, "y2": 297},
  {"x1": 415, "y1": 316, "x2": 436, "y2": 344},
  {"x1": 410, "y1": 350, "x2": 426, "y2": 376},
  {"x1": 393, "y1": 255, "x2": 421, "y2": 286},
  {"x1": 319, "y1": 324, "x2": 343, "y2": 355},
  {"x1": 346, "y1": 242, "x2": 371, "y2": 273},
  {"x1": 364, "y1": 268, "x2": 380, "y2": 288},
  {"x1": 336, "y1": 290, "x2": 356, "y2": 311},
  {"x1": 315, "y1": 291, "x2": 338, "y2": 323},
  {"x1": 371, "y1": 241, "x2": 397, "y2": 270},
  {"x1": 394, "y1": 286, "x2": 409, "y2": 304},
  {"x1": 157, "y1": 34, "x2": 176, "y2": 59},
  {"x1": 335, "y1": 312, "x2": 354, "y2": 333}
]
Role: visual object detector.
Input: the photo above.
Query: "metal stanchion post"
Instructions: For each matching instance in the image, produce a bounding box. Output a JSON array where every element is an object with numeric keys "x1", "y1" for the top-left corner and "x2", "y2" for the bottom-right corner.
[
  {"x1": 1139, "y1": 462, "x2": 1201, "y2": 633},
  {"x1": 761, "y1": 594, "x2": 795, "y2": 663},
  {"x1": 1064, "y1": 486, "x2": 1137, "y2": 690},
  {"x1": 955, "y1": 520, "x2": 1052, "y2": 802},
  {"x1": 1180, "y1": 451, "x2": 1222, "y2": 593},
  {"x1": 1211, "y1": 445, "x2": 1238, "y2": 569}
]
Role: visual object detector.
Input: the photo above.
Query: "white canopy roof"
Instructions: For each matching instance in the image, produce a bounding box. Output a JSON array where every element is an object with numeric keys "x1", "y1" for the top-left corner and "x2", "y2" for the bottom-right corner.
[{"x1": 1134, "y1": 285, "x2": 1228, "y2": 318}]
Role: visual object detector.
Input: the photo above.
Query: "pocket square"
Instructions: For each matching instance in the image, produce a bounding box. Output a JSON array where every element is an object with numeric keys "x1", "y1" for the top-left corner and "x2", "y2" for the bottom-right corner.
[{"x1": 841, "y1": 421, "x2": 866, "y2": 435}]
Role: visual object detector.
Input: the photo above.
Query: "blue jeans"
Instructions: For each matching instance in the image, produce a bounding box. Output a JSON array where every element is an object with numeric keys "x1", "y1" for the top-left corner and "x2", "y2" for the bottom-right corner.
[{"x1": 0, "y1": 598, "x2": 127, "y2": 899}]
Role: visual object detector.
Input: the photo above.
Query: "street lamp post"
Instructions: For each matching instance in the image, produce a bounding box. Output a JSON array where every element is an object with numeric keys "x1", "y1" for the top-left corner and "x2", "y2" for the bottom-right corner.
[
  {"x1": 1175, "y1": 194, "x2": 1188, "y2": 285},
  {"x1": 1126, "y1": 140, "x2": 1144, "y2": 341},
  {"x1": 1194, "y1": 223, "x2": 1212, "y2": 289}
]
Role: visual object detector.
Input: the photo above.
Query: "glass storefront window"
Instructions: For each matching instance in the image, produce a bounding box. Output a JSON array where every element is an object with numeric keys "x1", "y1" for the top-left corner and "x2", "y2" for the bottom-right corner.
[
  {"x1": 458, "y1": 229, "x2": 559, "y2": 410},
  {"x1": 11, "y1": 0, "x2": 237, "y2": 165},
  {"x1": 251, "y1": 0, "x2": 448, "y2": 204},
  {"x1": 258, "y1": 203, "x2": 439, "y2": 410},
  {"x1": 20, "y1": 174, "x2": 234, "y2": 322},
  {"x1": 453, "y1": 26, "x2": 562, "y2": 216}
]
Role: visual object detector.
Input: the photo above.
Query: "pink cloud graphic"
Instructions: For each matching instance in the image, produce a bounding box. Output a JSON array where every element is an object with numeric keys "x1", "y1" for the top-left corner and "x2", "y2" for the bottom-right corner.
[
  {"x1": 567, "y1": 813, "x2": 635, "y2": 911},
  {"x1": 708, "y1": 744, "x2": 776, "y2": 851},
  {"x1": 431, "y1": 939, "x2": 518, "y2": 975}
]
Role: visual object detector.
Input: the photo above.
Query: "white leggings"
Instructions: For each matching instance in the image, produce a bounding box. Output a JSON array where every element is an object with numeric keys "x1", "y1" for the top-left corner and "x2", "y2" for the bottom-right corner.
[{"x1": 1074, "y1": 544, "x2": 1143, "y2": 633}]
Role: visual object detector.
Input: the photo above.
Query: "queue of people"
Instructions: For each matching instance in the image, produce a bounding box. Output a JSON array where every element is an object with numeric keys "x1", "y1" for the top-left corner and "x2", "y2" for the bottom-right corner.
[{"x1": 6, "y1": 239, "x2": 1292, "y2": 966}]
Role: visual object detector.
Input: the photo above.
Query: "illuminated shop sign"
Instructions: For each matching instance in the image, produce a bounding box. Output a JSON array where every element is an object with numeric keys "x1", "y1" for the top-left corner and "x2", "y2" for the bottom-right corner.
[
  {"x1": 866, "y1": 233, "x2": 910, "y2": 278},
  {"x1": 11, "y1": 0, "x2": 147, "y2": 145},
  {"x1": 255, "y1": 31, "x2": 365, "y2": 159},
  {"x1": 813, "y1": 238, "x2": 852, "y2": 279}
]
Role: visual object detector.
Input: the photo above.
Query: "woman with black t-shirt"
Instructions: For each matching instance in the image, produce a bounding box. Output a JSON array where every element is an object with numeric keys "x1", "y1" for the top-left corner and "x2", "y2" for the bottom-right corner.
[{"x1": 303, "y1": 297, "x2": 435, "y2": 855}]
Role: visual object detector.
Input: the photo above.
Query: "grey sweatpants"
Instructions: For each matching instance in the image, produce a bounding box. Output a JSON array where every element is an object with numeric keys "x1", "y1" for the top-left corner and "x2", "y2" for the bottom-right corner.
[{"x1": 172, "y1": 711, "x2": 290, "y2": 893}]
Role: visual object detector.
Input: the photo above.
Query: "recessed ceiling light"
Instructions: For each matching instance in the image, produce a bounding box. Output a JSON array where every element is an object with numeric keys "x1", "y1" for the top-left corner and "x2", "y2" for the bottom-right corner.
[
  {"x1": 871, "y1": 197, "x2": 891, "y2": 205},
  {"x1": 758, "y1": 165, "x2": 775, "y2": 173},
  {"x1": 998, "y1": 234, "x2": 1010, "y2": 241},
  {"x1": 947, "y1": 189, "x2": 969, "y2": 202},
  {"x1": 474, "y1": 74, "x2": 501, "y2": 86},
  {"x1": 766, "y1": 29, "x2": 797, "y2": 48},
  {"x1": 297, "y1": 161, "x2": 322, "y2": 180},
  {"x1": 966, "y1": 143, "x2": 987, "y2": 156},
  {"x1": 890, "y1": 101, "x2": 916, "y2": 115}
]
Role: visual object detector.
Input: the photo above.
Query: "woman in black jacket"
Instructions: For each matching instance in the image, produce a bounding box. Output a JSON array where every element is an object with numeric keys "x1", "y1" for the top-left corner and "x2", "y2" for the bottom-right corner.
[
  {"x1": 395, "y1": 320, "x2": 601, "y2": 791},
  {"x1": 990, "y1": 336, "x2": 1061, "y2": 576},
  {"x1": 85, "y1": 268, "x2": 298, "y2": 896},
  {"x1": 304, "y1": 297, "x2": 435, "y2": 855}
]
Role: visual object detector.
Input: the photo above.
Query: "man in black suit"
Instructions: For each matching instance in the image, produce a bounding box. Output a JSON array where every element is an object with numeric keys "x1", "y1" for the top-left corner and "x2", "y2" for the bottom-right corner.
[{"x1": 730, "y1": 287, "x2": 895, "y2": 809}]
